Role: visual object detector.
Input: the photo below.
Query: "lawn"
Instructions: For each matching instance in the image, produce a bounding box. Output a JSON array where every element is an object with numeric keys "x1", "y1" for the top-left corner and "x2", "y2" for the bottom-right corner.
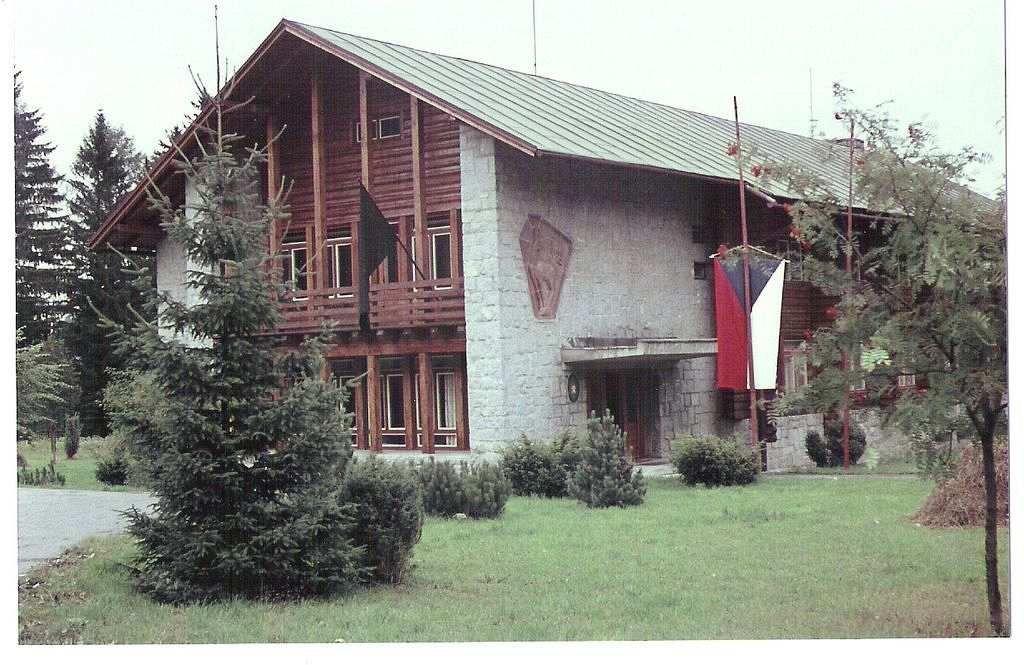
[
  {"x1": 18, "y1": 477, "x2": 1008, "y2": 643},
  {"x1": 782, "y1": 459, "x2": 920, "y2": 475},
  {"x1": 16, "y1": 436, "x2": 143, "y2": 492}
]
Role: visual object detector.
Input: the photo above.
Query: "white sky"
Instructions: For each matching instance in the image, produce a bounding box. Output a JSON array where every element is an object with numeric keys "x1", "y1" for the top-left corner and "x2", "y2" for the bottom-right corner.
[{"x1": 10, "y1": 0, "x2": 1007, "y2": 195}]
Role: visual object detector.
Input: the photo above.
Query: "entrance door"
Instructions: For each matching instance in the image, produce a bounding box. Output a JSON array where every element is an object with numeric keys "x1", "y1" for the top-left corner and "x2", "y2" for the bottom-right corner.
[{"x1": 588, "y1": 368, "x2": 658, "y2": 461}]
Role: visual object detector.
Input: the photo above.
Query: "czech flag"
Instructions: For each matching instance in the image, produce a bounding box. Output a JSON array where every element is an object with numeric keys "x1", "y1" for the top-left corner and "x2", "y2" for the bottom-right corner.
[{"x1": 713, "y1": 248, "x2": 787, "y2": 390}]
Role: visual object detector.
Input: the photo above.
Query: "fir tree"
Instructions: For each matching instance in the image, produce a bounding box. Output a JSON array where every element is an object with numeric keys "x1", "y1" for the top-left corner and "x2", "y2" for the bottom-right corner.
[
  {"x1": 568, "y1": 412, "x2": 646, "y2": 508},
  {"x1": 103, "y1": 92, "x2": 364, "y2": 603},
  {"x1": 14, "y1": 72, "x2": 72, "y2": 343},
  {"x1": 66, "y1": 111, "x2": 148, "y2": 435}
]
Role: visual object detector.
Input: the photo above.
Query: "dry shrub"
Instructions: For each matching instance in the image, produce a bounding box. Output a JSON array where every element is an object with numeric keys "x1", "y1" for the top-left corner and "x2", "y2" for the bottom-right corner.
[{"x1": 913, "y1": 441, "x2": 1008, "y2": 528}]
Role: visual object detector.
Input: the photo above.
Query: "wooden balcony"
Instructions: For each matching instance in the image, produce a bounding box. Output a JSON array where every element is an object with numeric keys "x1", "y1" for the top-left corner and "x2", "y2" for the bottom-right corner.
[{"x1": 275, "y1": 278, "x2": 465, "y2": 335}]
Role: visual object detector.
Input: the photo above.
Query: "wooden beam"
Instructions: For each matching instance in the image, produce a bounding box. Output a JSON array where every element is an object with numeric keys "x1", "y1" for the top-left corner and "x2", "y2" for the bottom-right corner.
[
  {"x1": 449, "y1": 208, "x2": 462, "y2": 279},
  {"x1": 410, "y1": 94, "x2": 428, "y2": 280},
  {"x1": 366, "y1": 354, "x2": 381, "y2": 452},
  {"x1": 455, "y1": 354, "x2": 469, "y2": 450},
  {"x1": 402, "y1": 357, "x2": 417, "y2": 449},
  {"x1": 265, "y1": 112, "x2": 281, "y2": 258},
  {"x1": 359, "y1": 70, "x2": 371, "y2": 186},
  {"x1": 353, "y1": 373, "x2": 367, "y2": 450},
  {"x1": 311, "y1": 68, "x2": 327, "y2": 291},
  {"x1": 417, "y1": 352, "x2": 435, "y2": 454}
]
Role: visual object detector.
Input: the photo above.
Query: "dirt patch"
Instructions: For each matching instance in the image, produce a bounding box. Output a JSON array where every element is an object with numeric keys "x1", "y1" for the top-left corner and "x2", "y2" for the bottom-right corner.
[
  {"x1": 18, "y1": 546, "x2": 94, "y2": 644},
  {"x1": 913, "y1": 443, "x2": 1008, "y2": 528}
]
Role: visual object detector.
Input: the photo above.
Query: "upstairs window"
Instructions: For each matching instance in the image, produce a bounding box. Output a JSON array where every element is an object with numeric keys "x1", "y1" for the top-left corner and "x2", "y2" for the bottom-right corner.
[
  {"x1": 354, "y1": 114, "x2": 402, "y2": 143},
  {"x1": 782, "y1": 340, "x2": 808, "y2": 394},
  {"x1": 324, "y1": 230, "x2": 353, "y2": 291},
  {"x1": 280, "y1": 234, "x2": 308, "y2": 293}
]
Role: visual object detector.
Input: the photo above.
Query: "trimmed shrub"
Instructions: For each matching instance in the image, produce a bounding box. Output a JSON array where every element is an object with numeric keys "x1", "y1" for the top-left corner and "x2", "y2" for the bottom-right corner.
[
  {"x1": 64, "y1": 413, "x2": 82, "y2": 459},
  {"x1": 340, "y1": 458, "x2": 423, "y2": 583},
  {"x1": 18, "y1": 461, "x2": 66, "y2": 487},
  {"x1": 568, "y1": 412, "x2": 646, "y2": 508},
  {"x1": 671, "y1": 434, "x2": 758, "y2": 487},
  {"x1": 500, "y1": 432, "x2": 580, "y2": 498},
  {"x1": 412, "y1": 459, "x2": 511, "y2": 519},
  {"x1": 805, "y1": 431, "x2": 830, "y2": 467},
  {"x1": 95, "y1": 439, "x2": 130, "y2": 486},
  {"x1": 413, "y1": 458, "x2": 466, "y2": 517},
  {"x1": 461, "y1": 461, "x2": 512, "y2": 518},
  {"x1": 805, "y1": 420, "x2": 867, "y2": 467}
]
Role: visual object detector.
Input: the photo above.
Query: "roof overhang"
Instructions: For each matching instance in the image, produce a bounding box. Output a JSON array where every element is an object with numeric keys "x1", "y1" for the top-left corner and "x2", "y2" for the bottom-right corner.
[
  {"x1": 561, "y1": 337, "x2": 717, "y2": 369},
  {"x1": 88, "y1": 18, "x2": 541, "y2": 252}
]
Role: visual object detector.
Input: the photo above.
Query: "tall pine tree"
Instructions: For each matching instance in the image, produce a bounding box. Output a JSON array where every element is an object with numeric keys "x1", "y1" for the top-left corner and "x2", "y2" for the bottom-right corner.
[
  {"x1": 103, "y1": 95, "x2": 364, "y2": 602},
  {"x1": 14, "y1": 72, "x2": 72, "y2": 344},
  {"x1": 66, "y1": 111, "x2": 147, "y2": 435}
]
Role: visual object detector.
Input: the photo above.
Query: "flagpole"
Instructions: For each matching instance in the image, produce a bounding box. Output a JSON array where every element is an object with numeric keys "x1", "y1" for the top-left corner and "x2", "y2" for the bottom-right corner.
[
  {"x1": 732, "y1": 96, "x2": 759, "y2": 453},
  {"x1": 841, "y1": 116, "x2": 855, "y2": 470}
]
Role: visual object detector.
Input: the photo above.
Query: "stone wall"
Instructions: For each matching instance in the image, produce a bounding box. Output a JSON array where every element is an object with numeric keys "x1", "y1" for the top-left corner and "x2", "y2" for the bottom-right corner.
[
  {"x1": 460, "y1": 125, "x2": 717, "y2": 455},
  {"x1": 850, "y1": 409, "x2": 913, "y2": 461},
  {"x1": 733, "y1": 413, "x2": 822, "y2": 471}
]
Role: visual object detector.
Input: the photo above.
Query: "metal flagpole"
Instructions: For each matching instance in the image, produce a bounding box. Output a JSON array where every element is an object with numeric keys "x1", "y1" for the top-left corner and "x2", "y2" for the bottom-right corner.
[
  {"x1": 842, "y1": 116, "x2": 855, "y2": 470},
  {"x1": 732, "y1": 96, "x2": 759, "y2": 452}
]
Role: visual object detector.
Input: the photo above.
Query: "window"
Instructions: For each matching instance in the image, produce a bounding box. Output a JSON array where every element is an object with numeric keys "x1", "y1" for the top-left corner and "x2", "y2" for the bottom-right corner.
[
  {"x1": 782, "y1": 341, "x2": 808, "y2": 393},
  {"x1": 897, "y1": 371, "x2": 917, "y2": 388},
  {"x1": 693, "y1": 261, "x2": 709, "y2": 280},
  {"x1": 379, "y1": 372, "x2": 406, "y2": 448},
  {"x1": 434, "y1": 371, "x2": 457, "y2": 448},
  {"x1": 280, "y1": 235, "x2": 308, "y2": 293},
  {"x1": 330, "y1": 359, "x2": 362, "y2": 446},
  {"x1": 377, "y1": 115, "x2": 401, "y2": 138},
  {"x1": 324, "y1": 231, "x2": 353, "y2": 291},
  {"x1": 354, "y1": 115, "x2": 402, "y2": 142},
  {"x1": 432, "y1": 231, "x2": 452, "y2": 281}
]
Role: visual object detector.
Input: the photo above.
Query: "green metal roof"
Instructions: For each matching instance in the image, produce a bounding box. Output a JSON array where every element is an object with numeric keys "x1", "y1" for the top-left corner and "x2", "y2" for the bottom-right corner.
[{"x1": 292, "y1": 20, "x2": 856, "y2": 202}]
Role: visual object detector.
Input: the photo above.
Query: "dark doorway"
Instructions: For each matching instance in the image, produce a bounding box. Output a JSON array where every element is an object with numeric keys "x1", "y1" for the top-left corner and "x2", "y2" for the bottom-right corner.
[{"x1": 586, "y1": 368, "x2": 660, "y2": 461}]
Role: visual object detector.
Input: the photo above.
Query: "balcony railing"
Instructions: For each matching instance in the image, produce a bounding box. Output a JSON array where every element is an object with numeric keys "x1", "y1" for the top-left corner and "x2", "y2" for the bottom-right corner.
[{"x1": 276, "y1": 277, "x2": 465, "y2": 335}]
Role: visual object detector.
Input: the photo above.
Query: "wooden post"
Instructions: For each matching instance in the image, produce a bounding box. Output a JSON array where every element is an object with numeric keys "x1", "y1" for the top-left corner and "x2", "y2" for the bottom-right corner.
[
  {"x1": 402, "y1": 357, "x2": 417, "y2": 449},
  {"x1": 455, "y1": 354, "x2": 469, "y2": 449},
  {"x1": 311, "y1": 68, "x2": 327, "y2": 291},
  {"x1": 410, "y1": 94, "x2": 428, "y2": 280},
  {"x1": 353, "y1": 371, "x2": 367, "y2": 450},
  {"x1": 366, "y1": 355, "x2": 381, "y2": 451},
  {"x1": 265, "y1": 112, "x2": 280, "y2": 256},
  {"x1": 449, "y1": 208, "x2": 462, "y2": 279},
  {"x1": 359, "y1": 71, "x2": 371, "y2": 186},
  {"x1": 397, "y1": 215, "x2": 412, "y2": 282},
  {"x1": 417, "y1": 352, "x2": 435, "y2": 454}
]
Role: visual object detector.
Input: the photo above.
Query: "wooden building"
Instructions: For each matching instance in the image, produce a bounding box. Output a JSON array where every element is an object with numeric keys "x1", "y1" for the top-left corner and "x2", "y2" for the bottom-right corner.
[{"x1": 91, "y1": 19, "x2": 862, "y2": 468}]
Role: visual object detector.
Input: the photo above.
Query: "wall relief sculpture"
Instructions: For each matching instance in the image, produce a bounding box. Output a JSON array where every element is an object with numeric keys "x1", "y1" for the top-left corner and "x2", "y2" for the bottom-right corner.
[{"x1": 519, "y1": 215, "x2": 572, "y2": 319}]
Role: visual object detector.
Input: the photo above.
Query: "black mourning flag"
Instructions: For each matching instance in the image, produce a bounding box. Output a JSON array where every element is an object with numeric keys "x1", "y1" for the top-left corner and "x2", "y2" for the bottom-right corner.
[{"x1": 358, "y1": 184, "x2": 398, "y2": 331}]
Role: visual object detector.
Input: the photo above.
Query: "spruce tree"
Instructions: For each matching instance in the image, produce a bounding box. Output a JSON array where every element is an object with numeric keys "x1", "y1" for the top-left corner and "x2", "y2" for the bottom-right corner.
[
  {"x1": 66, "y1": 111, "x2": 148, "y2": 435},
  {"x1": 14, "y1": 72, "x2": 72, "y2": 343},
  {"x1": 104, "y1": 97, "x2": 364, "y2": 603}
]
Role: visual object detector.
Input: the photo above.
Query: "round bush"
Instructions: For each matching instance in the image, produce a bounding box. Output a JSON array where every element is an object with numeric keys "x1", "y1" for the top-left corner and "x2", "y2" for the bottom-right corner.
[
  {"x1": 671, "y1": 434, "x2": 758, "y2": 487},
  {"x1": 340, "y1": 458, "x2": 423, "y2": 584},
  {"x1": 460, "y1": 461, "x2": 512, "y2": 518},
  {"x1": 500, "y1": 433, "x2": 578, "y2": 498},
  {"x1": 806, "y1": 421, "x2": 867, "y2": 467}
]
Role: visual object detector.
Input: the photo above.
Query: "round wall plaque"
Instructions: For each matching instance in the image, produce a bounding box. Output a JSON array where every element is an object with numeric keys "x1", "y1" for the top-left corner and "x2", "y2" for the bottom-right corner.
[{"x1": 567, "y1": 373, "x2": 581, "y2": 403}]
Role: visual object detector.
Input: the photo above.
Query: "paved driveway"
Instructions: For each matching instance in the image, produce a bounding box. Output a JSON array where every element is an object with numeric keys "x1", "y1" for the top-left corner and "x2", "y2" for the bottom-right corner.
[{"x1": 17, "y1": 488, "x2": 153, "y2": 575}]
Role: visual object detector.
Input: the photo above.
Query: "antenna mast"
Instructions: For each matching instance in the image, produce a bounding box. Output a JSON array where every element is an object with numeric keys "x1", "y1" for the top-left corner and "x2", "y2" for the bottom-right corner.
[
  {"x1": 808, "y1": 68, "x2": 816, "y2": 136},
  {"x1": 532, "y1": 0, "x2": 538, "y2": 75}
]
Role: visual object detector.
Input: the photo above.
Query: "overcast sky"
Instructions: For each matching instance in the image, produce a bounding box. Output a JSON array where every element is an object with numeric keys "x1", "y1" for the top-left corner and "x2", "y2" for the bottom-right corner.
[{"x1": 11, "y1": 0, "x2": 1007, "y2": 195}]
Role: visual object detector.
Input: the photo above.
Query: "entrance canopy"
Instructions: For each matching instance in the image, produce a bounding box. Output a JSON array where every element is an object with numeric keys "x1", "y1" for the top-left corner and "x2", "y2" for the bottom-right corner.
[{"x1": 560, "y1": 337, "x2": 717, "y2": 369}]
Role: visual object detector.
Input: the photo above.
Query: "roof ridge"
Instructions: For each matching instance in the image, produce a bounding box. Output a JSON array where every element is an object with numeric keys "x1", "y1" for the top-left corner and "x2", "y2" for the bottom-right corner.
[{"x1": 286, "y1": 19, "x2": 837, "y2": 149}]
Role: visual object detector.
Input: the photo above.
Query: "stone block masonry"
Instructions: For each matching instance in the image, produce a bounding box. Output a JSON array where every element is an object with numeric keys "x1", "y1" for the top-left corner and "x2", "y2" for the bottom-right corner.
[{"x1": 460, "y1": 126, "x2": 717, "y2": 456}]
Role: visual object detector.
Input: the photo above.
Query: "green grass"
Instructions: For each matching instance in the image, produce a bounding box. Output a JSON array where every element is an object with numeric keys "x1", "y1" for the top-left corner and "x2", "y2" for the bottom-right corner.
[
  {"x1": 16, "y1": 437, "x2": 143, "y2": 492},
  {"x1": 18, "y1": 477, "x2": 1008, "y2": 643}
]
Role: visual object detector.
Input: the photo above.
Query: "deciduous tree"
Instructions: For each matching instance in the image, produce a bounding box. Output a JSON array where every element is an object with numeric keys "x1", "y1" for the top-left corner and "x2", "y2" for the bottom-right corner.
[{"x1": 771, "y1": 87, "x2": 1007, "y2": 635}]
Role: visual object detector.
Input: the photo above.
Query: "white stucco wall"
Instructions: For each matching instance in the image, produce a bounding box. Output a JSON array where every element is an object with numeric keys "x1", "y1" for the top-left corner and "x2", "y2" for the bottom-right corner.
[
  {"x1": 155, "y1": 177, "x2": 208, "y2": 345},
  {"x1": 460, "y1": 126, "x2": 718, "y2": 455}
]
